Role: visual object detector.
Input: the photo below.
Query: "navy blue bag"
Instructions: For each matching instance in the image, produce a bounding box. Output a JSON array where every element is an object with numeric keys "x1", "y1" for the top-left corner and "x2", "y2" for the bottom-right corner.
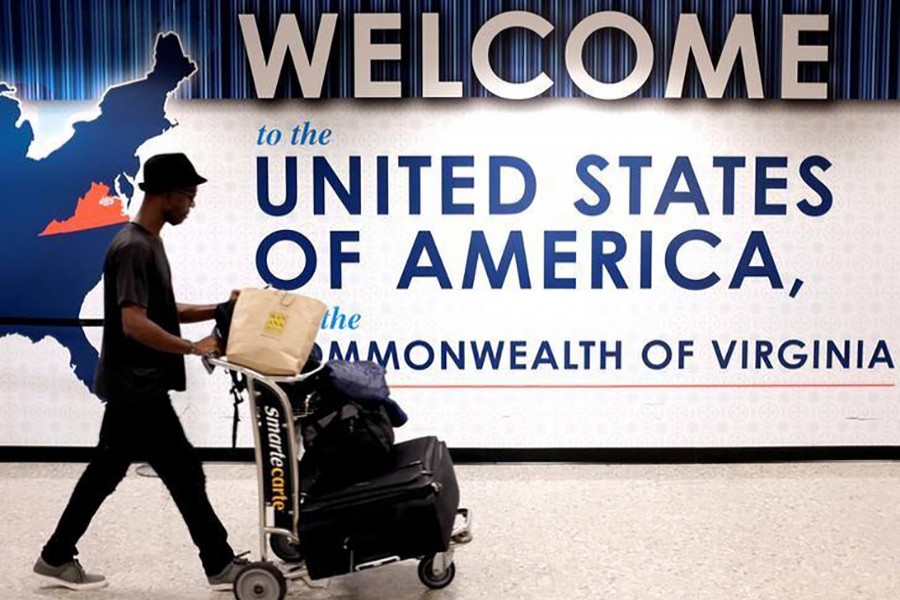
[
  {"x1": 327, "y1": 360, "x2": 389, "y2": 400},
  {"x1": 327, "y1": 360, "x2": 408, "y2": 426}
]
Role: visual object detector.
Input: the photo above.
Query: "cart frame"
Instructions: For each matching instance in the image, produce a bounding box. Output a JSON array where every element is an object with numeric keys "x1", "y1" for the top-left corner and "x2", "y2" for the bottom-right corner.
[
  {"x1": 203, "y1": 355, "x2": 472, "y2": 599},
  {"x1": 206, "y1": 356, "x2": 322, "y2": 562}
]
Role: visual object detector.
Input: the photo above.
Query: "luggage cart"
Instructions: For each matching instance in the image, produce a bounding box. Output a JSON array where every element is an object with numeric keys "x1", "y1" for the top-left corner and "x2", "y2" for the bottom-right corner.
[{"x1": 204, "y1": 356, "x2": 472, "y2": 600}]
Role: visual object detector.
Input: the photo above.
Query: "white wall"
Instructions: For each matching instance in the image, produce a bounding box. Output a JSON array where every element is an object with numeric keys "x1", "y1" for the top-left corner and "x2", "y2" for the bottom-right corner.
[{"x1": 2, "y1": 100, "x2": 897, "y2": 448}]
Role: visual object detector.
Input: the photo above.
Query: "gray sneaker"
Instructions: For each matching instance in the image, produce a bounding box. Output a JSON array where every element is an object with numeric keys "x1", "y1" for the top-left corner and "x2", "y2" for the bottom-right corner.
[
  {"x1": 33, "y1": 556, "x2": 108, "y2": 591},
  {"x1": 207, "y1": 555, "x2": 251, "y2": 591}
]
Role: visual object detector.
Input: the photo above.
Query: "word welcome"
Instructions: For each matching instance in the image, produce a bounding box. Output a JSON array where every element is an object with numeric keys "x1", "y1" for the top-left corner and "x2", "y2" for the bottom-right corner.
[{"x1": 239, "y1": 12, "x2": 829, "y2": 99}]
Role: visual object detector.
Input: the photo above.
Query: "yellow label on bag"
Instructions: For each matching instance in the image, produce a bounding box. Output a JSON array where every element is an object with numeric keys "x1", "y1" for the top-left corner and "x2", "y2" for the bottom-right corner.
[{"x1": 263, "y1": 312, "x2": 288, "y2": 337}]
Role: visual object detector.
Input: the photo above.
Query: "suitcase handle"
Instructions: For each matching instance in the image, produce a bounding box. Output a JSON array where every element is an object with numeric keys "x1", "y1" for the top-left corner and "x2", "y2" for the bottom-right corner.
[
  {"x1": 354, "y1": 555, "x2": 401, "y2": 571},
  {"x1": 344, "y1": 534, "x2": 399, "y2": 572}
]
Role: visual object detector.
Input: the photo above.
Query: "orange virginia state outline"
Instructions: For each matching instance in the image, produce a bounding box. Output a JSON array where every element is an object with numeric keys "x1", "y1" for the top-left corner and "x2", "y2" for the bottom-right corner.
[{"x1": 40, "y1": 182, "x2": 129, "y2": 236}]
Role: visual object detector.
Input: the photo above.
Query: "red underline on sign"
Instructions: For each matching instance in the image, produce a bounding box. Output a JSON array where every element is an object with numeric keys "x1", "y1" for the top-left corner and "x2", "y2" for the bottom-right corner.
[{"x1": 390, "y1": 383, "x2": 896, "y2": 390}]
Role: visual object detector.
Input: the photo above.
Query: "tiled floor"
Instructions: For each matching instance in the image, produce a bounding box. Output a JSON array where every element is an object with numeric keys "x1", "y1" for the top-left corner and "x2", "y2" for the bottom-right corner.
[{"x1": 3, "y1": 461, "x2": 900, "y2": 599}]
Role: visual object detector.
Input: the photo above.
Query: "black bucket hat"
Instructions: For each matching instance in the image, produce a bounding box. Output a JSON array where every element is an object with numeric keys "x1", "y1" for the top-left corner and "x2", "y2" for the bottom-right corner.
[{"x1": 138, "y1": 153, "x2": 207, "y2": 193}]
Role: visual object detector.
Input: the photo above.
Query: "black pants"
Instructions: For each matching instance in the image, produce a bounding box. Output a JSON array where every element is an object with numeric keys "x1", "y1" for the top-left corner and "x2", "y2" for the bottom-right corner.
[{"x1": 41, "y1": 395, "x2": 234, "y2": 576}]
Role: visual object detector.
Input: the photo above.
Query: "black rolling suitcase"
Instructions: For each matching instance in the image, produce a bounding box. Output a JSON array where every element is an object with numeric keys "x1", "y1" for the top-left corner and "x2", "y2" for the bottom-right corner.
[{"x1": 300, "y1": 435, "x2": 460, "y2": 580}]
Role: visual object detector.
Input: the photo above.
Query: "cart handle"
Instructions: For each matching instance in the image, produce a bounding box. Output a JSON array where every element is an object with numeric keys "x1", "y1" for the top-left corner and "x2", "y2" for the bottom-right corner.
[{"x1": 202, "y1": 355, "x2": 327, "y2": 383}]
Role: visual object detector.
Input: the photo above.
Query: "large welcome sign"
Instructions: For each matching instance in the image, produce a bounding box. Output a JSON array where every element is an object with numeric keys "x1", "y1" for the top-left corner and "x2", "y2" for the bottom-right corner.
[{"x1": 0, "y1": 1, "x2": 897, "y2": 451}]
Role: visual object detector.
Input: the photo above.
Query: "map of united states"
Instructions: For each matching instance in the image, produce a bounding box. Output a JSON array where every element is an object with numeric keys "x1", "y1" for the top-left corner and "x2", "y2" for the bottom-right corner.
[{"x1": 0, "y1": 33, "x2": 195, "y2": 390}]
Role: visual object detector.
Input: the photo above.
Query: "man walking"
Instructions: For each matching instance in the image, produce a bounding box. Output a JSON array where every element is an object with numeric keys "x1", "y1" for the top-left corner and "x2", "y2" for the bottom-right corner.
[{"x1": 34, "y1": 153, "x2": 245, "y2": 591}]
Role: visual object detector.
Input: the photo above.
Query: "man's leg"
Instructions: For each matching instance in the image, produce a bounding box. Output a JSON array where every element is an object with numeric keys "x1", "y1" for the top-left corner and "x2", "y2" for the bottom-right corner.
[
  {"x1": 41, "y1": 405, "x2": 131, "y2": 566},
  {"x1": 143, "y1": 398, "x2": 234, "y2": 576}
]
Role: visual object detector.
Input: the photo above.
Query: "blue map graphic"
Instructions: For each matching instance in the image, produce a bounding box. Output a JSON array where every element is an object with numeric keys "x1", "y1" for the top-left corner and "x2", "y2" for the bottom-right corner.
[{"x1": 0, "y1": 33, "x2": 195, "y2": 390}]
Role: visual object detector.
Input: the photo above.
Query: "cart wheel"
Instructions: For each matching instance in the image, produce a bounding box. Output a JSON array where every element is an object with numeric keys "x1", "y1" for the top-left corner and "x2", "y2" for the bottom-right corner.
[
  {"x1": 417, "y1": 554, "x2": 456, "y2": 589},
  {"x1": 233, "y1": 562, "x2": 287, "y2": 600},
  {"x1": 269, "y1": 534, "x2": 304, "y2": 563}
]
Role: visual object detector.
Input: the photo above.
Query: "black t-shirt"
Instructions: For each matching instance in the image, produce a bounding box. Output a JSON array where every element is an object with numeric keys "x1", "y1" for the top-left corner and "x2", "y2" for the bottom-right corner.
[{"x1": 93, "y1": 223, "x2": 185, "y2": 401}]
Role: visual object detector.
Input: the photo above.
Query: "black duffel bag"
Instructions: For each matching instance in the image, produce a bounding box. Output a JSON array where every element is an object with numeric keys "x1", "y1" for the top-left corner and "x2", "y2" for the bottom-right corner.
[
  {"x1": 297, "y1": 394, "x2": 395, "y2": 492},
  {"x1": 288, "y1": 361, "x2": 406, "y2": 492}
]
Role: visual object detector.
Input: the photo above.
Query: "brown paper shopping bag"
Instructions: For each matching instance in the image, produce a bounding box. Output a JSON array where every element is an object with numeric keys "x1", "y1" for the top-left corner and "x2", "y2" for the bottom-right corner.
[{"x1": 226, "y1": 288, "x2": 327, "y2": 375}]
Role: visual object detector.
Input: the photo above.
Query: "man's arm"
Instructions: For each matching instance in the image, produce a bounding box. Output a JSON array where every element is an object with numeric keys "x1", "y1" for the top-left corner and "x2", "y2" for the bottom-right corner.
[
  {"x1": 177, "y1": 290, "x2": 240, "y2": 323},
  {"x1": 123, "y1": 304, "x2": 218, "y2": 354},
  {"x1": 176, "y1": 303, "x2": 216, "y2": 323}
]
